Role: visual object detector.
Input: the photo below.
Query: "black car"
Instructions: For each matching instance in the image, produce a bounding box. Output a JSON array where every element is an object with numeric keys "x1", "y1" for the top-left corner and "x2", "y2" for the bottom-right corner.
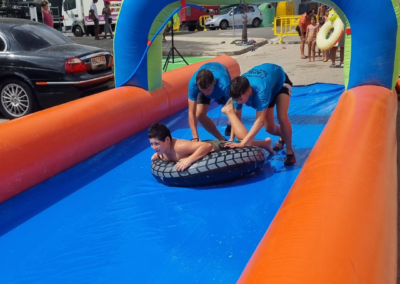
[{"x1": 0, "y1": 18, "x2": 114, "y2": 119}]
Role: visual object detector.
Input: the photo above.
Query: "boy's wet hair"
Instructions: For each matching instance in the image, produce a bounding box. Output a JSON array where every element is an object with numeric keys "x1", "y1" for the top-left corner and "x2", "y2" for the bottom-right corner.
[
  {"x1": 148, "y1": 123, "x2": 172, "y2": 142},
  {"x1": 307, "y1": 9, "x2": 314, "y2": 15},
  {"x1": 229, "y1": 76, "x2": 250, "y2": 100},
  {"x1": 196, "y1": 69, "x2": 214, "y2": 90}
]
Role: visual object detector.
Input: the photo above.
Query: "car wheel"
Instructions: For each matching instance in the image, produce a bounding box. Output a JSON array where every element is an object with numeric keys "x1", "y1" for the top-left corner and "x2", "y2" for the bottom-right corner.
[
  {"x1": 252, "y1": 18, "x2": 261, "y2": 28},
  {"x1": 73, "y1": 26, "x2": 84, "y2": 37},
  {"x1": 188, "y1": 25, "x2": 196, "y2": 32},
  {"x1": 0, "y1": 79, "x2": 35, "y2": 119},
  {"x1": 195, "y1": 22, "x2": 204, "y2": 31},
  {"x1": 220, "y1": 20, "x2": 229, "y2": 30}
]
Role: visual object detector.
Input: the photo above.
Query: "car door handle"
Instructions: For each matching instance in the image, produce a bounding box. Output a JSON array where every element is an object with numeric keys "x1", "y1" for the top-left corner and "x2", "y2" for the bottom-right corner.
[{"x1": 74, "y1": 14, "x2": 78, "y2": 17}]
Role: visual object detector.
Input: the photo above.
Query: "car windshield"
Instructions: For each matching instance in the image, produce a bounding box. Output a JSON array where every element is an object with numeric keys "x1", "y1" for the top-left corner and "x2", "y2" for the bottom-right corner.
[
  {"x1": 10, "y1": 24, "x2": 72, "y2": 51},
  {"x1": 220, "y1": 7, "x2": 235, "y2": 15}
]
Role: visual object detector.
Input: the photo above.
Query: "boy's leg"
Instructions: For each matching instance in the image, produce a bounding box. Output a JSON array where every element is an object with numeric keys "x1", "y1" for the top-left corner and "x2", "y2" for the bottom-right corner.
[
  {"x1": 340, "y1": 46, "x2": 345, "y2": 66},
  {"x1": 312, "y1": 41, "x2": 316, "y2": 61},
  {"x1": 221, "y1": 101, "x2": 249, "y2": 140},
  {"x1": 163, "y1": 27, "x2": 167, "y2": 42},
  {"x1": 264, "y1": 107, "x2": 281, "y2": 136},
  {"x1": 196, "y1": 93, "x2": 225, "y2": 140},
  {"x1": 221, "y1": 101, "x2": 273, "y2": 152},
  {"x1": 275, "y1": 93, "x2": 294, "y2": 156},
  {"x1": 330, "y1": 46, "x2": 337, "y2": 66}
]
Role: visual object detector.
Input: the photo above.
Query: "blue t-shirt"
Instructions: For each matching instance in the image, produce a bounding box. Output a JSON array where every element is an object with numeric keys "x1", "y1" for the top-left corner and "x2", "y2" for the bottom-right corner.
[
  {"x1": 188, "y1": 62, "x2": 231, "y2": 103},
  {"x1": 234, "y1": 64, "x2": 286, "y2": 111}
]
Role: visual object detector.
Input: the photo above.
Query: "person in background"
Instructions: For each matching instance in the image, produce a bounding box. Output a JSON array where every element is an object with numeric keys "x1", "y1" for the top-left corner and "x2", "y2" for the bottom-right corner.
[
  {"x1": 102, "y1": 0, "x2": 113, "y2": 39},
  {"x1": 296, "y1": 10, "x2": 315, "y2": 60},
  {"x1": 41, "y1": 1, "x2": 53, "y2": 28},
  {"x1": 330, "y1": 34, "x2": 345, "y2": 68},
  {"x1": 89, "y1": 0, "x2": 100, "y2": 40},
  {"x1": 306, "y1": 15, "x2": 318, "y2": 62},
  {"x1": 317, "y1": 4, "x2": 327, "y2": 25},
  {"x1": 163, "y1": 13, "x2": 179, "y2": 43}
]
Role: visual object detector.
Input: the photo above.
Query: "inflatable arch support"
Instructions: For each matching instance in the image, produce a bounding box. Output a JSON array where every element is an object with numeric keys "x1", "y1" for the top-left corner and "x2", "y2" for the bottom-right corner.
[{"x1": 115, "y1": 0, "x2": 400, "y2": 92}]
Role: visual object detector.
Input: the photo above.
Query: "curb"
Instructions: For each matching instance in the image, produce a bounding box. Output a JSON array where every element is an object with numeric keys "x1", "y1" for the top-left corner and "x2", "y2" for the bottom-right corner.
[
  {"x1": 270, "y1": 40, "x2": 301, "y2": 45},
  {"x1": 162, "y1": 39, "x2": 269, "y2": 56}
]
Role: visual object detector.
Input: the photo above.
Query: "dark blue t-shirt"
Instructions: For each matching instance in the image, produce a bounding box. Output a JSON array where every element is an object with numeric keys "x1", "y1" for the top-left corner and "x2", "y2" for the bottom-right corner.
[
  {"x1": 234, "y1": 64, "x2": 286, "y2": 111},
  {"x1": 188, "y1": 62, "x2": 231, "y2": 102}
]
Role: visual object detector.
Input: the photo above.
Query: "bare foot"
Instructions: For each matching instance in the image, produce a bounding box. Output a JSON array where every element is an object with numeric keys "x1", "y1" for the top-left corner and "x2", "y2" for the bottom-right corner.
[
  {"x1": 221, "y1": 98, "x2": 234, "y2": 114},
  {"x1": 312, "y1": 58, "x2": 315, "y2": 62},
  {"x1": 265, "y1": 138, "x2": 274, "y2": 154},
  {"x1": 308, "y1": 59, "x2": 311, "y2": 62}
]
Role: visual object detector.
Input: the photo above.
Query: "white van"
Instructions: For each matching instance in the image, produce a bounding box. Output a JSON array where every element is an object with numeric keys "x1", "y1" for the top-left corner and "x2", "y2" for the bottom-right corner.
[{"x1": 62, "y1": 0, "x2": 122, "y2": 37}]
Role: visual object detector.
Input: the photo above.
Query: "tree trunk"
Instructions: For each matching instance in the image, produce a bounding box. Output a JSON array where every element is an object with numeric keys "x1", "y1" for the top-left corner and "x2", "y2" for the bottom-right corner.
[{"x1": 241, "y1": 3, "x2": 248, "y2": 43}]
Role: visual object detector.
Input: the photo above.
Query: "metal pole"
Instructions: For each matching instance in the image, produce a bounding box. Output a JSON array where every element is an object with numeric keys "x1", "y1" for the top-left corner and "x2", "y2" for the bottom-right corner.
[
  {"x1": 171, "y1": 17, "x2": 174, "y2": 63},
  {"x1": 232, "y1": 7, "x2": 234, "y2": 38}
]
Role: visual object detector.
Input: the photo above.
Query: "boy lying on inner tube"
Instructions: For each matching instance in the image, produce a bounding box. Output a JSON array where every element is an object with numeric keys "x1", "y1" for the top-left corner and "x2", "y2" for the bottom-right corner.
[
  {"x1": 148, "y1": 123, "x2": 274, "y2": 172},
  {"x1": 149, "y1": 123, "x2": 222, "y2": 172}
]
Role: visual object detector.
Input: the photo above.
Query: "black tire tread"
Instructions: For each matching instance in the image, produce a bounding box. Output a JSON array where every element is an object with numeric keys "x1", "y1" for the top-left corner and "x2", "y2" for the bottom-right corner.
[{"x1": 151, "y1": 146, "x2": 267, "y2": 187}]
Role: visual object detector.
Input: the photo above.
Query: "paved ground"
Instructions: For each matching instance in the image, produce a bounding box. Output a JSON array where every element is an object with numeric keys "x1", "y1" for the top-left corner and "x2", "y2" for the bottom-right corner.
[{"x1": 67, "y1": 27, "x2": 300, "y2": 56}]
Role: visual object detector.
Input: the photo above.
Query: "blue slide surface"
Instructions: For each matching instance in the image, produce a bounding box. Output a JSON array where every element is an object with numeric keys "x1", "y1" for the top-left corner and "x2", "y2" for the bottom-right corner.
[{"x1": 0, "y1": 84, "x2": 343, "y2": 283}]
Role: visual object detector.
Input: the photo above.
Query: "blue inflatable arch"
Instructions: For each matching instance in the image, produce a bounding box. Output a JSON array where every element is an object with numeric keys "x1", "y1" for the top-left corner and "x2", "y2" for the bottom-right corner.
[{"x1": 114, "y1": 0, "x2": 400, "y2": 92}]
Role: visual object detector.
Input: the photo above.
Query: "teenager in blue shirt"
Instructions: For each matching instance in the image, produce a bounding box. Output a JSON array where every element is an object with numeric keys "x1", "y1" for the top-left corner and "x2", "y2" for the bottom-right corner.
[
  {"x1": 188, "y1": 62, "x2": 231, "y2": 141},
  {"x1": 222, "y1": 63, "x2": 296, "y2": 166}
]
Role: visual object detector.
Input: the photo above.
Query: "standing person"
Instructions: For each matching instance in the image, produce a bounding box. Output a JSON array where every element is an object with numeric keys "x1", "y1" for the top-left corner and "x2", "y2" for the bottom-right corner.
[
  {"x1": 222, "y1": 63, "x2": 296, "y2": 166},
  {"x1": 163, "y1": 13, "x2": 179, "y2": 43},
  {"x1": 41, "y1": 1, "x2": 53, "y2": 28},
  {"x1": 188, "y1": 62, "x2": 232, "y2": 141},
  {"x1": 296, "y1": 10, "x2": 315, "y2": 59},
  {"x1": 102, "y1": 1, "x2": 113, "y2": 39},
  {"x1": 317, "y1": 4, "x2": 327, "y2": 24},
  {"x1": 89, "y1": 0, "x2": 100, "y2": 40},
  {"x1": 330, "y1": 34, "x2": 345, "y2": 68},
  {"x1": 306, "y1": 15, "x2": 318, "y2": 62}
]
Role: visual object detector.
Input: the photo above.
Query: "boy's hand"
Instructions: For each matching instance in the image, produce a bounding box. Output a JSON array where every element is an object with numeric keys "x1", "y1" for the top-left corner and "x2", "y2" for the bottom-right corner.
[
  {"x1": 224, "y1": 142, "x2": 245, "y2": 149},
  {"x1": 175, "y1": 158, "x2": 192, "y2": 171},
  {"x1": 151, "y1": 153, "x2": 160, "y2": 161}
]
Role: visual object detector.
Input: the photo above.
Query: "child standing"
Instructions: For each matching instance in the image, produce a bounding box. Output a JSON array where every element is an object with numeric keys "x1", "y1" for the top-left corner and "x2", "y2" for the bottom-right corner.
[{"x1": 306, "y1": 16, "x2": 318, "y2": 62}]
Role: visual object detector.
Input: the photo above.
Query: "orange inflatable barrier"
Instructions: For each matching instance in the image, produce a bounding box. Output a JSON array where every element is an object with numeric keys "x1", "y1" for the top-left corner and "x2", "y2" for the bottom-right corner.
[
  {"x1": 0, "y1": 55, "x2": 240, "y2": 204},
  {"x1": 238, "y1": 86, "x2": 397, "y2": 283},
  {"x1": 396, "y1": 77, "x2": 400, "y2": 94}
]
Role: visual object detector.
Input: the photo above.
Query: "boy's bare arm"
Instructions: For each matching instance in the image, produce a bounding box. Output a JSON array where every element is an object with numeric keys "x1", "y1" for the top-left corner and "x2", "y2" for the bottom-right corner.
[
  {"x1": 174, "y1": 140, "x2": 214, "y2": 171},
  {"x1": 188, "y1": 100, "x2": 199, "y2": 140},
  {"x1": 151, "y1": 153, "x2": 161, "y2": 161}
]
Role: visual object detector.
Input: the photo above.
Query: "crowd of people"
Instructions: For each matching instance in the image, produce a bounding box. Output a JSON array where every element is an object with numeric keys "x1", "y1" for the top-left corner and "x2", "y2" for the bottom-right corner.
[
  {"x1": 41, "y1": 0, "x2": 114, "y2": 40},
  {"x1": 297, "y1": 5, "x2": 345, "y2": 67}
]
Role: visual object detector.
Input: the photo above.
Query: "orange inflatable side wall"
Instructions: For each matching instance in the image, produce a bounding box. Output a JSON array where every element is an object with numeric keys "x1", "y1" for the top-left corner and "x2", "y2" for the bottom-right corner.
[
  {"x1": 396, "y1": 77, "x2": 400, "y2": 94},
  {"x1": 238, "y1": 86, "x2": 398, "y2": 283},
  {"x1": 0, "y1": 55, "x2": 240, "y2": 204}
]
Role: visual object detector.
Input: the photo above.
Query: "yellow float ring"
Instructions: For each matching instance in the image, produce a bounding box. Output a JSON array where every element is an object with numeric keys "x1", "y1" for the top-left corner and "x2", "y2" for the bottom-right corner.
[{"x1": 316, "y1": 18, "x2": 344, "y2": 51}]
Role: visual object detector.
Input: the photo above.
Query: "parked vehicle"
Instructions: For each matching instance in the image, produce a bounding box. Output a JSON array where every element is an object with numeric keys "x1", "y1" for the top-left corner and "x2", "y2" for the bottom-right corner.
[
  {"x1": 0, "y1": 18, "x2": 114, "y2": 119},
  {"x1": 180, "y1": 5, "x2": 220, "y2": 31},
  {"x1": 62, "y1": 0, "x2": 122, "y2": 37},
  {"x1": 204, "y1": 5, "x2": 263, "y2": 30}
]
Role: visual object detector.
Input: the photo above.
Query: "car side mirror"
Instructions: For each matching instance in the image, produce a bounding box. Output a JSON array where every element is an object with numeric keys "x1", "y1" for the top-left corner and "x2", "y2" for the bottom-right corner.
[{"x1": 63, "y1": 1, "x2": 68, "y2": 11}]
